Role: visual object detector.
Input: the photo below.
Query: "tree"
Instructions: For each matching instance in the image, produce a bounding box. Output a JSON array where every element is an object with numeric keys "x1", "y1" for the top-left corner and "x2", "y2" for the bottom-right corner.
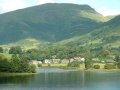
[
  {"x1": 114, "y1": 55, "x2": 120, "y2": 62},
  {"x1": 56, "y1": 51, "x2": 67, "y2": 63},
  {"x1": 67, "y1": 61, "x2": 80, "y2": 67},
  {"x1": 104, "y1": 63, "x2": 116, "y2": 69},
  {"x1": 19, "y1": 60, "x2": 36, "y2": 73},
  {"x1": 0, "y1": 53, "x2": 36, "y2": 73},
  {"x1": 0, "y1": 47, "x2": 3, "y2": 53},
  {"x1": 19, "y1": 54, "x2": 31, "y2": 61},
  {"x1": 0, "y1": 54, "x2": 10, "y2": 72},
  {"x1": 114, "y1": 55, "x2": 120, "y2": 69},
  {"x1": 84, "y1": 59, "x2": 93, "y2": 70},
  {"x1": 84, "y1": 52, "x2": 93, "y2": 69},
  {"x1": 10, "y1": 54, "x2": 20, "y2": 72},
  {"x1": 93, "y1": 65, "x2": 100, "y2": 69},
  {"x1": 98, "y1": 49, "x2": 111, "y2": 60},
  {"x1": 9, "y1": 46, "x2": 22, "y2": 54}
]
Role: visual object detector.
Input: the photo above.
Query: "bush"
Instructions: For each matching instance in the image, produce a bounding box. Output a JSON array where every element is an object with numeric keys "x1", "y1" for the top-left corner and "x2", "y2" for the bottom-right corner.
[
  {"x1": 48, "y1": 63, "x2": 51, "y2": 67},
  {"x1": 0, "y1": 54, "x2": 36, "y2": 73},
  {"x1": 67, "y1": 61, "x2": 80, "y2": 67},
  {"x1": 117, "y1": 62, "x2": 120, "y2": 69},
  {"x1": 84, "y1": 60, "x2": 93, "y2": 69},
  {"x1": 104, "y1": 64, "x2": 116, "y2": 69},
  {"x1": 0, "y1": 55, "x2": 10, "y2": 72},
  {"x1": 38, "y1": 63, "x2": 42, "y2": 67},
  {"x1": 30, "y1": 64, "x2": 36, "y2": 73},
  {"x1": 93, "y1": 65, "x2": 100, "y2": 69}
]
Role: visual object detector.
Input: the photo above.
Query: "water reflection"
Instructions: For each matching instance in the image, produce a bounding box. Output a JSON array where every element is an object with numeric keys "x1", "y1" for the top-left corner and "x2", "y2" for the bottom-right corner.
[
  {"x1": 0, "y1": 75, "x2": 35, "y2": 84},
  {"x1": 0, "y1": 68, "x2": 120, "y2": 90}
]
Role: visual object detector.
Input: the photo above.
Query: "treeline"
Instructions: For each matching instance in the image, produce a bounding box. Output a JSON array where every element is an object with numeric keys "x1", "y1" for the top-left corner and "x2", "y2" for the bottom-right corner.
[
  {"x1": 0, "y1": 45, "x2": 120, "y2": 71},
  {"x1": 0, "y1": 54, "x2": 35, "y2": 73},
  {"x1": 0, "y1": 45, "x2": 120, "y2": 62}
]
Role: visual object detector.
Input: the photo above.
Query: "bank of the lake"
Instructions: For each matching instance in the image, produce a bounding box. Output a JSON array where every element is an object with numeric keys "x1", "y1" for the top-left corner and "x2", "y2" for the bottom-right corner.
[
  {"x1": 85, "y1": 69, "x2": 120, "y2": 72},
  {"x1": 1, "y1": 62, "x2": 120, "y2": 77},
  {"x1": 0, "y1": 72, "x2": 37, "y2": 77},
  {"x1": 1, "y1": 68, "x2": 120, "y2": 90},
  {"x1": 38, "y1": 63, "x2": 120, "y2": 73}
]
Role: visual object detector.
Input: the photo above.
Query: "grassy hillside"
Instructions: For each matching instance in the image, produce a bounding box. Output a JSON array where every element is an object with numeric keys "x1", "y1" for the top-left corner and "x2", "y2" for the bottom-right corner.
[
  {"x1": 0, "y1": 3, "x2": 109, "y2": 44},
  {"x1": 0, "y1": 38, "x2": 50, "y2": 50},
  {"x1": 56, "y1": 15, "x2": 120, "y2": 48}
]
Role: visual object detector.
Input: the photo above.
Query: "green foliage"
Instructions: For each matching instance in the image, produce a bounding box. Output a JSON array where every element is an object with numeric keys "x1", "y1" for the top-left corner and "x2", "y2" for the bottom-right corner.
[
  {"x1": 113, "y1": 55, "x2": 120, "y2": 69},
  {"x1": 9, "y1": 46, "x2": 22, "y2": 54},
  {"x1": 67, "y1": 61, "x2": 80, "y2": 67},
  {"x1": 0, "y1": 53, "x2": 36, "y2": 73},
  {"x1": 10, "y1": 54, "x2": 20, "y2": 72},
  {"x1": 99, "y1": 50, "x2": 111, "y2": 58},
  {"x1": 0, "y1": 54, "x2": 10, "y2": 72},
  {"x1": 93, "y1": 65, "x2": 100, "y2": 69},
  {"x1": 0, "y1": 47, "x2": 3, "y2": 53},
  {"x1": 114, "y1": 55, "x2": 120, "y2": 62},
  {"x1": 85, "y1": 59, "x2": 93, "y2": 69},
  {"x1": 30, "y1": 64, "x2": 36, "y2": 73},
  {"x1": 38, "y1": 63, "x2": 42, "y2": 67},
  {"x1": 104, "y1": 64, "x2": 116, "y2": 69},
  {"x1": 117, "y1": 62, "x2": 120, "y2": 69},
  {"x1": 19, "y1": 60, "x2": 34, "y2": 73},
  {"x1": 25, "y1": 48, "x2": 52, "y2": 61}
]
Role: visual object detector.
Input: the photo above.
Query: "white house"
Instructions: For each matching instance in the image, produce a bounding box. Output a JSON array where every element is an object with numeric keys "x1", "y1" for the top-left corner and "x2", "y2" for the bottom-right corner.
[
  {"x1": 30, "y1": 60, "x2": 42, "y2": 67},
  {"x1": 44, "y1": 59, "x2": 51, "y2": 64}
]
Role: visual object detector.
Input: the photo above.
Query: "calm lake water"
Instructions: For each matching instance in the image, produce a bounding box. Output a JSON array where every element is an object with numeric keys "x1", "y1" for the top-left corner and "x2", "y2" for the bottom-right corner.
[{"x1": 0, "y1": 68, "x2": 120, "y2": 90}]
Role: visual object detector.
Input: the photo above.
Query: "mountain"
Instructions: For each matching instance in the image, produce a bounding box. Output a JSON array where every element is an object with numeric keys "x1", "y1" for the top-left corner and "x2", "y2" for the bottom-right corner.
[
  {"x1": 0, "y1": 3, "x2": 110, "y2": 44},
  {"x1": 58, "y1": 15, "x2": 120, "y2": 48}
]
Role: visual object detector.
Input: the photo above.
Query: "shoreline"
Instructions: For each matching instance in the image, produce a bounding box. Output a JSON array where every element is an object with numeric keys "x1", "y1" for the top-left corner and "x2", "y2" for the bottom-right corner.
[
  {"x1": 38, "y1": 67, "x2": 120, "y2": 72},
  {"x1": 0, "y1": 72, "x2": 38, "y2": 77},
  {"x1": 84, "y1": 69, "x2": 120, "y2": 72},
  {"x1": 1, "y1": 68, "x2": 120, "y2": 77}
]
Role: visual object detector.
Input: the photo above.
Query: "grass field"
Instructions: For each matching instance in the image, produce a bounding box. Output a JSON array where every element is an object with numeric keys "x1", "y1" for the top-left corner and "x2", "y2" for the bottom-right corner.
[
  {"x1": 0, "y1": 53, "x2": 12, "y2": 60},
  {"x1": 41, "y1": 64, "x2": 67, "y2": 68}
]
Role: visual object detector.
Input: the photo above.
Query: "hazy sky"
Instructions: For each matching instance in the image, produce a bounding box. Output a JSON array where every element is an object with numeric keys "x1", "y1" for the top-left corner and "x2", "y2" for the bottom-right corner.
[{"x1": 0, "y1": 0, "x2": 120, "y2": 16}]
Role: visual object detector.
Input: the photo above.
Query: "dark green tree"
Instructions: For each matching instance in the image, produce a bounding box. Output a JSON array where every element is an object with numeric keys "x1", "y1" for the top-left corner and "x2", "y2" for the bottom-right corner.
[
  {"x1": 19, "y1": 60, "x2": 35, "y2": 73},
  {"x1": 114, "y1": 55, "x2": 120, "y2": 69},
  {"x1": 0, "y1": 54, "x2": 10, "y2": 72},
  {"x1": 0, "y1": 47, "x2": 3, "y2": 53},
  {"x1": 84, "y1": 52, "x2": 93, "y2": 69},
  {"x1": 84, "y1": 59, "x2": 93, "y2": 70},
  {"x1": 10, "y1": 54, "x2": 20, "y2": 72},
  {"x1": 9, "y1": 46, "x2": 22, "y2": 54},
  {"x1": 114, "y1": 55, "x2": 120, "y2": 62}
]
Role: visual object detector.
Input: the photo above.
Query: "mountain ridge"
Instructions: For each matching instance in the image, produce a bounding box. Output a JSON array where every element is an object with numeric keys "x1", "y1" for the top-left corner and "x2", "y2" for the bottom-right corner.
[{"x1": 0, "y1": 3, "x2": 117, "y2": 49}]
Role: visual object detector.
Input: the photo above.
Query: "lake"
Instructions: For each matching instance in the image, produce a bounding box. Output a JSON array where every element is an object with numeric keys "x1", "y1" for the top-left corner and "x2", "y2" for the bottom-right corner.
[{"x1": 0, "y1": 68, "x2": 120, "y2": 90}]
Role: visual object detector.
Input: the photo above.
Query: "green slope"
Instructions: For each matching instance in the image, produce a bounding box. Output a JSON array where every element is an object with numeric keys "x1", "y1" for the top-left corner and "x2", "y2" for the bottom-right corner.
[
  {"x1": 57, "y1": 15, "x2": 120, "y2": 48},
  {"x1": 0, "y1": 3, "x2": 109, "y2": 44},
  {"x1": 0, "y1": 38, "x2": 50, "y2": 50}
]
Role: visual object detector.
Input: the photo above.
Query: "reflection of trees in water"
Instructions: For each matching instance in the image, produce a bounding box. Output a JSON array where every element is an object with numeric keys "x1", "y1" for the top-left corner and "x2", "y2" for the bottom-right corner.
[
  {"x1": 0, "y1": 75, "x2": 35, "y2": 84},
  {"x1": 35, "y1": 72, "x2": 84, "y2": 88}
]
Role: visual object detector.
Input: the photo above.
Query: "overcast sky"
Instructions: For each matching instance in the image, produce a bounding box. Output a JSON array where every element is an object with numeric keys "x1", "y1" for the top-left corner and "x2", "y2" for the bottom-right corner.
[{"x1": 0, "y1": 0, "x2": 120, "y2": 16}]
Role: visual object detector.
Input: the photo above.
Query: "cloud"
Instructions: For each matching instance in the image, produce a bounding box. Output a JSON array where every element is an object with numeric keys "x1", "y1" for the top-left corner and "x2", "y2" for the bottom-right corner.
[
  {"x1": 97, "y1": 6, "x2": 120, "y2": 16},
  {"x1": 0, "y1": 0, "x2": 27, "y2": 13}
]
